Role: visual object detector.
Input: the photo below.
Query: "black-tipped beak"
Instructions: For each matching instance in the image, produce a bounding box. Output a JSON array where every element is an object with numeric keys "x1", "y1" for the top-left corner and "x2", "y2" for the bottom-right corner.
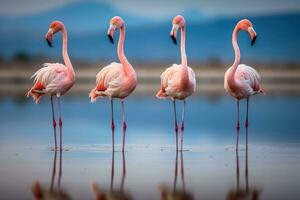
[
  {"x1": 108, "y1": 34, "x2": 114, "y2": 44},
  {"x1": 46, "y1": 38, "x2": 52, "y2": 47},
  {"x1": 251, "y1": 35, "x2": 257, "y2": 46},
  {"x1": 171, "y1": 35, "x2": 177, "y2": 45}
]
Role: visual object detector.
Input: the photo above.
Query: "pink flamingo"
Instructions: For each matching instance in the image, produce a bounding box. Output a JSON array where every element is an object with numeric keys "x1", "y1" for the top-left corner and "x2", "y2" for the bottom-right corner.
[
  {"x1": 156, "y1": 15, "x2": 196, "y2": 151},
  {"x1": 26, "y1": 21, "x2": 75, "y2": 151},
  {"x1": 224, "y1": 19, "x2": 264, "y2": 151},
  {"x1": 89, "y1": 16, "x2": 137, "y2": 152}
]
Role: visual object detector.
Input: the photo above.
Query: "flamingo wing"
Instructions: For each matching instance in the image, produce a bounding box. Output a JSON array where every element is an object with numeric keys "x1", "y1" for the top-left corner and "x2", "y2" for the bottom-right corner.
[
  {"x1": 90, "y1": 62, "x2": 125, "y2": 101},
  {"x1": 26, "y1": 63, "x2": 67, "y2": 103},
  {"x1": 236, "y1": 64, "x2": 262, "y2": 95},
  {"x1": 156, "y1": 64, "x2": 181, "y2": 98}
]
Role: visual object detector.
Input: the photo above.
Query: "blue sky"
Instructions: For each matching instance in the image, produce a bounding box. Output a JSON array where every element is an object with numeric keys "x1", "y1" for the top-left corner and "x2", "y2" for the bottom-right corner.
[{"x1": 1, "y1": 0, "x2": 300, "y2": 18}]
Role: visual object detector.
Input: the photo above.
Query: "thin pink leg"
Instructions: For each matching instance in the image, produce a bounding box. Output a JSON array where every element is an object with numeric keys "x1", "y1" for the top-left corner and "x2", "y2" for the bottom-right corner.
[
  {"x1": 121, "y1": 100, "x2": 127, "y2": 152},
  {"x1": 245, "y1": 97, "x2": 249, "y2": 151},
  {"x1": 236, "y1": 100, "x2": 240, "y2": 151},
  {"x1": 173, "y1": 100, "x2": 179, "y2": 151},
  {"x1": 57, "y1": 96, "x2": 63, "y2": 151},
  {"x1": 180, "y1": 100, "x2": 186, "y2": 151},
  {"x1": 51, "y1": 96, "x2": 57, "y2": 150},
  {"x1": 110, "y1": 99, "x2": 115, "y2": 152}
]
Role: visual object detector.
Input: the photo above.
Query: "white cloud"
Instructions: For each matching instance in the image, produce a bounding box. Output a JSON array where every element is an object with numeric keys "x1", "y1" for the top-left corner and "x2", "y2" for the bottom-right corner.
[{"x1": 0, "y1": 0, "x2": 299, "y2": 17}]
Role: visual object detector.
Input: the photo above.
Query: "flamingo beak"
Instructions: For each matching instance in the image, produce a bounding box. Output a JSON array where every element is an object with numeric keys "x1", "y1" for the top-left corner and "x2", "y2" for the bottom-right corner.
[
  {"x1": 170, "y1": 24, "x2": 179, "y2": 45},
  {"x1": 45, "y1": 28, "x2": 54, "y2": 47},
  {"x1": 248, "y1": 27, "x2": 257, "y2": 46},
  {"x1": 107, "y1": 24, "x2": 116, "y2": 44}
]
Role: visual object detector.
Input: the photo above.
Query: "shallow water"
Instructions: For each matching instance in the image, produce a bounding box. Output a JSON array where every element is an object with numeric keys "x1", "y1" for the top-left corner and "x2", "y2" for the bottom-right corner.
[{"x1": 0, "y1": 96, "x2": 300, "y2": 200}]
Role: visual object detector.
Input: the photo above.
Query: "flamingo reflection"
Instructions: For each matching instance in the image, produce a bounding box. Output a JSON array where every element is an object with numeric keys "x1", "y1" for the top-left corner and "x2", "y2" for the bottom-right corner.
[
  {"x1": 159, "y1": 151, "x2": 194, "y2": 200},
  {"x1": 92, "y1": 152, "x2": 132, "y2": 200},
  {"x1": 32, "y1": 151, "x2": 70, "y2": 200},
  {"x1": 226, "y1": 150, "x2": 262, "y2": 200}
]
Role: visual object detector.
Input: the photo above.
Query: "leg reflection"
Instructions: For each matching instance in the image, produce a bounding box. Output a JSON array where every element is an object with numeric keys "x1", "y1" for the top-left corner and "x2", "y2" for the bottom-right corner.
[
  {"x1": 32, "y1": 151, "x2": 69, "y2": 200},
  {"x1": 225, "y1": 150, "x2": 262, "y2": 200},
  {"x1": 92, "y1": 151, "x2": 132, "y2": 200},
  {"x1": 159, "y1": 151, "x2": 194, "y2": 200}
]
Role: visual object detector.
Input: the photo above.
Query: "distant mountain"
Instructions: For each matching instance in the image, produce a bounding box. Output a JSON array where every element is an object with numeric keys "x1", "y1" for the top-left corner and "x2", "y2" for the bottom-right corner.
[{"x1": 0, "y1": 1, "x2": 299, "y2": 63}]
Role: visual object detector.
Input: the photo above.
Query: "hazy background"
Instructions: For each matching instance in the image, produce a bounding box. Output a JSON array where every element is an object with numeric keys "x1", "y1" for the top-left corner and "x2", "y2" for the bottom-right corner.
[
  {"x1": 0, "y1": 0, "x2": 299, "y2": 62},
  {"x1": 1, "y1": 1, "x2": 300, "y2": 200}
]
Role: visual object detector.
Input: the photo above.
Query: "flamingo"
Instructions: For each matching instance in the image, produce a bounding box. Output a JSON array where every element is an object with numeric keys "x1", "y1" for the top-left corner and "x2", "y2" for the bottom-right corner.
[
  {"x1": 224, "y1": 19, "x2": 264, "y2": 151},
  {"x1": 89, "y1": 16, "x2": 137, "y2": 152},
  {"x1": 156, "y1": 15, "x2": 196, "y2": 151},
  {"x1": 26, "y1": 21, "x2": 75, "y2": 151}
]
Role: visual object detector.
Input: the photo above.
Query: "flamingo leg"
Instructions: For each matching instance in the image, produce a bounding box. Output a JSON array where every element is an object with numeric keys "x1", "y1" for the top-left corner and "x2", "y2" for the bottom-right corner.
[
  {"x1": 245, "y1": 97, "x2": 249, "y2": 151},
  {"x1": 173, "y1": 99, "x2": 179, "y2": 151},
  {"x1": 57, "y1": 95, "x2": 63, "y2": 151},
  {"x1": 236, "y1": 100, "x2": 240, "y2": 151},
  {"x1": 51, "y1": 96, "x2": 57, "y2": 150},
  {"x1": 180, "y1": 100, "x2": 186, "y2": 151},
  {"x1": 121, "y1": 100, "x2": 127, "y2": 152},
  {"x1": 110, "y1": 99, "x2": 115, "y2": 152}
]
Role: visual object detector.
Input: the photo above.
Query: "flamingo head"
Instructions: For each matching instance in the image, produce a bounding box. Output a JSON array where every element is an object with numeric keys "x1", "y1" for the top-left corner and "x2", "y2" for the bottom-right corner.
[
  {"x1": 238, "y1": 19, "x2": 257, "y2": 46},
  {"x1": 107, "y1": 16, "x2": 125, "y2": 44},
  {"x1": 170, "y1": 15, "x2": 185, "y2": 45},
  {"x1": 45, "y1": 21, "x2": 64, "y2": 47}
]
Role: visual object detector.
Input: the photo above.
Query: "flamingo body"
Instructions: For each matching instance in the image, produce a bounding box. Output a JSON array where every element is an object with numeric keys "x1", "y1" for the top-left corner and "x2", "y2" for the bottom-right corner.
[
  {"x1": 27, "y1": 63, "x2": 75, "y2": 103},
  {"x1": 224, "y1": 64, "x2": 263, "y2": 100},
  {"x1": 156, "y1": 64, "x2": 196, "y2": 100},
  {"x1": 89, "y1": 62, "x2": 137, "y2": 102}
]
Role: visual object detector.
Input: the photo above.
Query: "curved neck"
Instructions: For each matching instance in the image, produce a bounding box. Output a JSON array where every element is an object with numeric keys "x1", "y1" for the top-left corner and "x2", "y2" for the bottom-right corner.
[
  {"x1": 61, "y1": 26, "x2": 75, "y2": 78},
  {"x1": 228, "y1": 26, "x2": 240, "y2": 83},
  {"x1": 180, "y1": 26, "x2": 189, "y2": 85},
  {"x1": 180, "y1": 26, "x2": 187, "y2": 66},
  {"x1": 118, "y1": 25, "x2": 134, "y2": 76}
]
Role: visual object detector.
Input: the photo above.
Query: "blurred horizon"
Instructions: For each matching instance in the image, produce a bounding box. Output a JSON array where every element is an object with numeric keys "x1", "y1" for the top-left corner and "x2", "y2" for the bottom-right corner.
[{"x1": 0, "y1": 0, "x2": 300, "y2": 63}]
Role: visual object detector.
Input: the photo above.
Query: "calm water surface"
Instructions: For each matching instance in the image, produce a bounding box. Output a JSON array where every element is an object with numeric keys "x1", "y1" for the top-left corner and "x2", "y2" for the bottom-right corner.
[{"x1": 0, "y1": 96, "x2": 299, "y2": 200}]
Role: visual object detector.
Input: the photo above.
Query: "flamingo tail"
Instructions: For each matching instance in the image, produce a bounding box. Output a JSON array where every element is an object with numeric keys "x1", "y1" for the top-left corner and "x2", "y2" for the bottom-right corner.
[
  {"x1": 89, "y1": 88, "x2": 105, "y2": 102},
  {"x1": 26, "y1": 81, "x2": 44, "y2": 104},
  {"x1": 156, "y1": 89, "x2": 168, "y2": 99}
]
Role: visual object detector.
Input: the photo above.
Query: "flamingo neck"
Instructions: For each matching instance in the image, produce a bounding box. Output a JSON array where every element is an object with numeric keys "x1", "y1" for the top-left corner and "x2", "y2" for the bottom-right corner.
[
  {"x1": 118, "y1": 25, "x2": 134, "y2": 76},
  {"x1": 228, "y1": 26, "x2": 240, "y2": 85},
  {"x1": 61, "y1": 26, "x2": 75, "y2": 80},
  {"x1": 180, "y1": 26, "x2": 189, "y2": 85}
]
